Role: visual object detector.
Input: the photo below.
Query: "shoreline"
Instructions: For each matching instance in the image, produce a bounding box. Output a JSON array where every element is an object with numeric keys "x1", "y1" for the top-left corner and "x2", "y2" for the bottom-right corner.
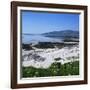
[{"x1": 22, "y1": 42, "x2": 79, "y2": 69}]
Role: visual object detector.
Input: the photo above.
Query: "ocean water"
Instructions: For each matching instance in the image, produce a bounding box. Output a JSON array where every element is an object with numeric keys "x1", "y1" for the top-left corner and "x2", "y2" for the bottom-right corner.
[{"x1": 22, "y1": 34, "x2": 63, "y2": 44}]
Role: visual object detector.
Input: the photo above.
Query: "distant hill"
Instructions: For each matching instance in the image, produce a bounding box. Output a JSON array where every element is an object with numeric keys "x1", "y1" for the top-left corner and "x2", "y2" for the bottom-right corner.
[{"x1": 42, "y1": 30, "x2": 79, "y2": 38}]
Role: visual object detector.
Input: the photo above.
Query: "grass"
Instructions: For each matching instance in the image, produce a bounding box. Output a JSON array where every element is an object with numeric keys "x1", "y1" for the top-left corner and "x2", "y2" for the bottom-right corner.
[
  {"x1": 22, "y1": 61, "x2": 79, "y2": 78},
  {"x1": 34, "y1": 42, "x2": 55, "y2": 49},
  {"x1": 22, "y1": 44, "x2": 33, "y2": 50},
  {"x1": 54, "y1": 57, "x2": 62, "y2": 61},
  {"x1": 22, "y1": 42, "x2": 78, "y2": 50}
]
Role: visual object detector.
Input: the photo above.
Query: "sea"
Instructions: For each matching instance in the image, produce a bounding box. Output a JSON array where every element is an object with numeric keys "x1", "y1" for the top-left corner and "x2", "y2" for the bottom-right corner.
[{"x1": 22, "y1": 34, "x2": 63, "y2": 44}]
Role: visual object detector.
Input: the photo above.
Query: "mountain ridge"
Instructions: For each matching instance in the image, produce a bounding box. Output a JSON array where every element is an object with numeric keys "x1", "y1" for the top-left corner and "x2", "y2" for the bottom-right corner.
[{"x1": 41, "y1": 30, "x2": 79, "y2": 38}]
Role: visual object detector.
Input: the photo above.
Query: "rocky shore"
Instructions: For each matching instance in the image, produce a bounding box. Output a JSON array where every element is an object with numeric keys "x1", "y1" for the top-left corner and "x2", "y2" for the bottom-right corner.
[{"x1": 22, "y1": 42, "x2": 79, "y2": 69}]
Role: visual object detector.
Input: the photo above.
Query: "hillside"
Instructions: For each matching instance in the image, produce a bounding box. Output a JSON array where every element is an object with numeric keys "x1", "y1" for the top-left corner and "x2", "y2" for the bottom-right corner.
[{"x1": 42, "y1": 30, "x2": 79, "y2": 38}]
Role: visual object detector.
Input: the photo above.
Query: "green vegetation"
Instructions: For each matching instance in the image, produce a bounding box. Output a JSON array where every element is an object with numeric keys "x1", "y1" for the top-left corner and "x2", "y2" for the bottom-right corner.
[
  {"x1": 33, "y1": 42, "x2": 74, "y2": 49},
  {"x1": 22, "y1": 61, "x2": 79, "y2": 78},
  {"x1": 22, "y1": 44, "x2": 33, "y2": 50},
  {"x1": 34, "y1": 42, "x2": 55, "y2": 49},
  {"x1": 63, "y1": 38, "x2": 79, "y2": 42},
  {"x1": 22, "y1": 42, "x2": 78, "y2": 50},
  {"x1": 54, "y1": 57, "x2": 62, "y2": 61}
]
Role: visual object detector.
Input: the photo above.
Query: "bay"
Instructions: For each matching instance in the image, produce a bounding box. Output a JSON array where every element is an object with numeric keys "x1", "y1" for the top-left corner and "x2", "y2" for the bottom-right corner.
[{"x1": 22, "y1": 34, "x2": 63, "y2": 44}]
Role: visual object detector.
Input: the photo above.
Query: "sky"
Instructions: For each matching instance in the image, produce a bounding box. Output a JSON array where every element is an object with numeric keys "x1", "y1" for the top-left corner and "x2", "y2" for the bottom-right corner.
[{"x1": 21, "y1": 10, "x2": 79, "y2": 34}]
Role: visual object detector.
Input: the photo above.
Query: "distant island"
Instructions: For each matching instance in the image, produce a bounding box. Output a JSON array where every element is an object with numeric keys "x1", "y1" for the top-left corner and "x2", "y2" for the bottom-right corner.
[
  {"x1": 41, "y1": 30, "x2": 79, "y2": 38},
  {"x1": 22, "y1": 30, "x2": 79, "y2": 38}
]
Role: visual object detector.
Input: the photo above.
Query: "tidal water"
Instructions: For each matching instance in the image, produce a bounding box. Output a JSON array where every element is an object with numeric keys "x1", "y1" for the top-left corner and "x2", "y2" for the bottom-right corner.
[{"x1": 22, "y1": 34, "x2": 63, "y2": 44}]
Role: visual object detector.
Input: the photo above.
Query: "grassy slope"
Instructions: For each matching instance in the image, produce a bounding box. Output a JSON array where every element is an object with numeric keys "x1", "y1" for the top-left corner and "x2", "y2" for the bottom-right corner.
[{"x1": 22, "y1": 61, "x2": 79, "y2": 77}]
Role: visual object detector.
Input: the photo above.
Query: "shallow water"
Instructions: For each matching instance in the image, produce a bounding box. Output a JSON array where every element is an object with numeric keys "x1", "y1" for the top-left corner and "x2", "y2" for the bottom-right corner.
[{"x1": 22, "y1": 34, "x2": 63, "y2": 44}]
